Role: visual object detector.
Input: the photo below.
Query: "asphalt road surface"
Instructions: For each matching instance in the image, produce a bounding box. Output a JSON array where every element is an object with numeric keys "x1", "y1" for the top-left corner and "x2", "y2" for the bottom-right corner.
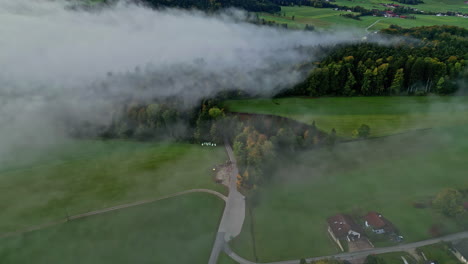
[
  {"x1": 224, "y1": 231, "x2": 468, "y2": 264},
  {"x1": 208, "y1": 141, "x2": 246, "y2": 264}
]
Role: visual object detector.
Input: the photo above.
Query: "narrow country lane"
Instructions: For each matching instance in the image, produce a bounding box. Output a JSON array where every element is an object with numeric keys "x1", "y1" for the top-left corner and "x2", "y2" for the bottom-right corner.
[
  {"x1": 208, "y1": 140, "x2": 246, "y2": 264},
  {"x1": 0, "y1": 189, "x2": 227, "y2": 240},
  {"x1": 224, "y1": 231, "x2": 468, "y2": 264}
]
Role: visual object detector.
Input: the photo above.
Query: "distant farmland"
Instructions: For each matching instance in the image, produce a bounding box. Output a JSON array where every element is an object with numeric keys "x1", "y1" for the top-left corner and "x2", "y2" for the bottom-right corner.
[{"x1": 259, "y1": 5, "x2": 468, "y2": 30}]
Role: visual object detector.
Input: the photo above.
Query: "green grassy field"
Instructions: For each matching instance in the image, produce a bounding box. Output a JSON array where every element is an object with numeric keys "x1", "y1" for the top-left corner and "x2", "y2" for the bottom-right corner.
[
  {"x1": 371, "y1": 252, "x2": 417, "y2": 264},
  {"x1": 230, "y1": 124, "x2": 468, "y2": 262},
  {"x1": 418, "y1": 243, "x2": 461, "y2": 264},
  {"x1": 224, "y1": 96, "x2": 468, "y2": 138},
  {"x1": 0, "y1": 140, "x2": 227, "y2": 234},
  {"x1": 218, "y1": 252, "x2": 238, "y2": 264},
  {"x1": 333, "y1": 0, "x2": 468, "y2": 13},
  {"x1": 260, "y1": 6, "x2": 468, "y2": 30},
  {"x1": 0, "y1": 192, "x2": 223, "y2": 264},
  {"x1": 259, "y1": 7, "x2": 362, "y2": 29}
]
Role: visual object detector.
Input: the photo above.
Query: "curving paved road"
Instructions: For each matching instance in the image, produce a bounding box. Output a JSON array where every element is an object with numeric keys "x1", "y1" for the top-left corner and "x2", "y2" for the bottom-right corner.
[
  {"x1": 224, "y1": 231, "x2": 468, "y2": 264},
  {"x1": 208, "y1": 141, "x2": 246, "y2": 264}
]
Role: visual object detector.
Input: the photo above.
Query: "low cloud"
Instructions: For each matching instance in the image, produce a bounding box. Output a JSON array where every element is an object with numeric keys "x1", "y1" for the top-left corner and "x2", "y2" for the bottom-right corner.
[{"x1": 0, "y1": 0, "x2": 359, "y2": 161}]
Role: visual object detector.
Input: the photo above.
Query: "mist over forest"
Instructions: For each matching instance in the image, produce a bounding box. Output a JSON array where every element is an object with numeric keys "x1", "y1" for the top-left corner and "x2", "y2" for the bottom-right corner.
[{"x1": 0, "y1": 0, "x2": 366, "y2": 163}]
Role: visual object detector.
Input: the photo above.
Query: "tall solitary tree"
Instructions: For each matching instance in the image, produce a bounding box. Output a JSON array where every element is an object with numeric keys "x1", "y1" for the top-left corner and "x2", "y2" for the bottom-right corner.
[
  {"x1": 357, "y1": 124, "x2": 371, "y2": 138},
  {"x1": 433, "y1": 188, "x2": 464, "y2": 217}
]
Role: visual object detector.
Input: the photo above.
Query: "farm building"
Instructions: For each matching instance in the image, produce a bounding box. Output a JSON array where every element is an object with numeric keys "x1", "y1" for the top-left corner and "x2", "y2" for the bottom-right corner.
[
  {"x1": 364, "y1": 211, "x2": 395, "y2": 234},
  {"x1": 327, "y1": 214, "x2": 363, "y2": 242}
]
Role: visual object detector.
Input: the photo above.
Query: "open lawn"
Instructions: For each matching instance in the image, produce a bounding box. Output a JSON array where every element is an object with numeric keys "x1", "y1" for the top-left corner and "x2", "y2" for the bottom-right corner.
[
  {"x1": 372, "y1": 252, "x2": 418, "y2": 264},
  {"x1": 0, "y1": 140, "x2": 227, "y2": 234},
  {"x1": 230, "y1": 125, "x2": 468, "y2": 262},
  {"x1": 0, "y1": 192, "x2": 223, "y2": 264},
  {"x1": 260, "y1": 6, "x2": 468, "y2": 30},
  {"x1": 418, "y1": 243, "x2": 461, "y2": 264},
  {"x1": 224, "y1": 96, "x2": 468, "y2": 139},
  {"x1": 259, "y1": 7, "x2": 362, "y2": 29},
  {"x1": 218, "y1": 252, "x2": 238, "y2": 264}
]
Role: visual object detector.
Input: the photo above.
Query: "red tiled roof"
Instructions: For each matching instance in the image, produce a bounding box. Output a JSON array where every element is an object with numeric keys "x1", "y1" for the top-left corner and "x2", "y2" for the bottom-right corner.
[
  {"x1": 365, "y1": 212, "x2": 386, "y2": 229},
  {"x1": 327, "y1": 214, "x2": 362, "y2": 238}
]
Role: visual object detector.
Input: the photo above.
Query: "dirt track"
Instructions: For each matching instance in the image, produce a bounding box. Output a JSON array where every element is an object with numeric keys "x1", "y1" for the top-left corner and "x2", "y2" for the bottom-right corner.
[{"x1": 0, "y1": 188, "x2": 227, "y2": 239}]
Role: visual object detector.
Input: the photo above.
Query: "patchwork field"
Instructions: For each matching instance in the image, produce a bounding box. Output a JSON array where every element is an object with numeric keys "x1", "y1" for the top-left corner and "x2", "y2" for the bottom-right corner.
[
  {"x1": 259, "y1": 6, "x2": 468, "y2": 30},
  {"x1": 0, "y1": 140, "x2": 227, "y2": 234},
  {"x1": 259, "y1": 7, "x2": 363, "y2": 29},
  {"x1": 333, "y1": 0, "x2": 468, "y2": 13},
  {"x1": 0, "y1": 192, "x2": 223, "y2": 264},
  {"x1": 224, "y1": 96, "x2": 468, "y2": 139},
  {"x1": 230, "y1": 124, "x2": 468, "y2": 262}
]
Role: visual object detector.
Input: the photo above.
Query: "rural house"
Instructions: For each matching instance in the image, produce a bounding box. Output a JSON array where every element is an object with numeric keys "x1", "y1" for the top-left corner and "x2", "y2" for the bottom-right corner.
[
  {"x1": 327, "y1": 214, "x2": 363, "y2": 244},
  {"x1": 364, "y1": 211, "x2": 395, "y2": 234}
]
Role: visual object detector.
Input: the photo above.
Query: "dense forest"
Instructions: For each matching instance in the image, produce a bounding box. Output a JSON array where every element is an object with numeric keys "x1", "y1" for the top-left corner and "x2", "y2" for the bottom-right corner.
[
  {"x1": 87, "y1": 0, "x2": 281, "y2": 12},
  {"x1": 287, "y1": 25, "x2": 468, "y2": 97},
  {"x1": 143, "y1": 0, "x2": 281, "y2": 12}
]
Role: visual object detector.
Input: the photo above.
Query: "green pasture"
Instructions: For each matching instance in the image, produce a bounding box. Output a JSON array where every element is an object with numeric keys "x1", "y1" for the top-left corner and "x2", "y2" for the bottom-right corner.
[
  {"x1": 0, "y1": 140, "x2": 227, "y2": 233},
  {"x1": 224, "y1": 96, "x2": 468, "y2": 138},
  {"x1": 230, "y1": 124, "x2": 468, "y2": 262},
  {"x1": 0, "y1": 192, "x2": 223, "y2": 264},
  {"x1": 372, "y1": 252, "x2": 418, "y2": 263},
  {"x1": 333, "y1": 0, "x2": 468, "y2": 13},
  {"x1": 218, "y1": 252, "x2": 238, "y2": 264},
  {"x1": 418, "y1": 243, "x2": 461, "y2": 264},
  {"x1": 260, "y1": 6, "x2": 368, "y2": 29},
  {"x1": 363, "y1": 15, "x2": 468, "y2": 31},
  {"x1": 260, "y1": 6, "x2": 468, "y2": 30},
  {"x1": 259, "y1": 7, "x2": 362, "y2": 29}
]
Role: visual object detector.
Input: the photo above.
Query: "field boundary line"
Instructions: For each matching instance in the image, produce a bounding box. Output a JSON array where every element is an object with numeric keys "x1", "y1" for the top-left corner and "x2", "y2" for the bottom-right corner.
[{"x1": 0, "y1": 188, "x2": 226, "y2": 239}]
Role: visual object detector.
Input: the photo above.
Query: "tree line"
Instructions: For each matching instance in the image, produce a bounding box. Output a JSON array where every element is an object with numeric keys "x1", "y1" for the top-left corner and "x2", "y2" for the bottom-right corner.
[
  {"x1": 85, "y1": 0, "x2": 281, "y2": 13},
  {"x1": 286, "y1": 25, "x2": 467, "y2": 97},
  {"x1": 392, "y1": 0, "x2": 424, "y2": 5},
  {"x1": 98, "y1": 95, "x2": 336, "y2": 190}
]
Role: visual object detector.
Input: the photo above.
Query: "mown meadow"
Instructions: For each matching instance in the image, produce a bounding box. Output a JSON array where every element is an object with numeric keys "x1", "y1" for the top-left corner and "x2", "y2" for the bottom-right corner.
[
  {"x1": 0, "y1": 192, "x2": 223, "y2": 264},
  {"x1": 258, "y1": 6, "x2": 468, "y2": 30},
  {"x1": 0, "y1": 140, "x2": 227, "y2": 234},
  {"x1": 224, "y1": 96, "x2": 468, "y2": 139}
]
